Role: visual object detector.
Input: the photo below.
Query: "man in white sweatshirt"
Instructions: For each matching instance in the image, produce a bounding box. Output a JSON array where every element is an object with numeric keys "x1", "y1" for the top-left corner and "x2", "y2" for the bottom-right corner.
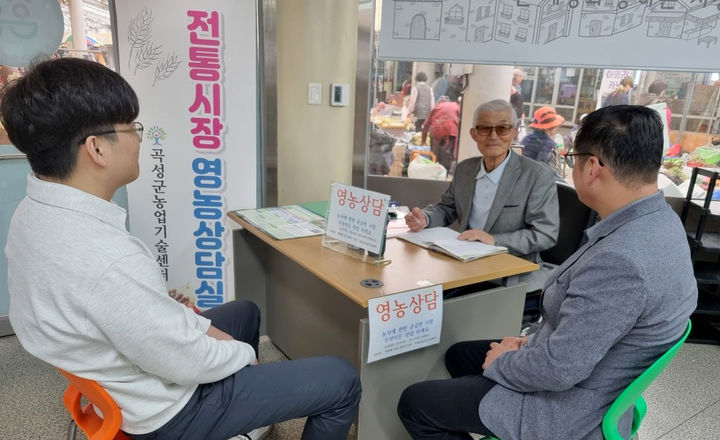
[{"x1": 2, "y1": 57, "x2": 360, "y2": 440}]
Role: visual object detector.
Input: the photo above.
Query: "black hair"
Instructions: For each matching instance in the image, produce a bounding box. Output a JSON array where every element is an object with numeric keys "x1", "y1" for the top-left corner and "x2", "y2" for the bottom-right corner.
[
  {"x1": 574, "y1": 105, "x2": 663, "y2": 186},
  {"x1": 415, "y1": 72, "x2": 427, "y2": 82},
  {"x1": 0, "y1": 58, "x2": 139, "y2": 179}
]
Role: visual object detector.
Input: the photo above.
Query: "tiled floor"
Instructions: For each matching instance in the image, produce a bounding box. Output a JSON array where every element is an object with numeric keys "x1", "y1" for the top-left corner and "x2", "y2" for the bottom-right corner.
[{"x1": 1, "y1": 334, "x2": 718, "y2": 439}]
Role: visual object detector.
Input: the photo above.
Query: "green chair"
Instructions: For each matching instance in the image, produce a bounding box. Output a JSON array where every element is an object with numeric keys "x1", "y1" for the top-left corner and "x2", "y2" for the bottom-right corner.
[
  {"x1": 602, "y1": 319, "x2": 692, "y2": 440},
  {"x1": 481, "y1": 319, "x2": 691, "y2": 440}
]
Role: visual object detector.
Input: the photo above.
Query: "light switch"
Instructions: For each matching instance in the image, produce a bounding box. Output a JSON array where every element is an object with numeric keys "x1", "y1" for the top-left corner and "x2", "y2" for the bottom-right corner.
[{"x1": 308, "y1": 83, "x2": 322, "y2": 105}]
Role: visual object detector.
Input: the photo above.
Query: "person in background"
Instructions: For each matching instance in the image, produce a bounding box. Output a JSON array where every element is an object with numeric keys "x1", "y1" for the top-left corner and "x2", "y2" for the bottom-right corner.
[
  {"x1": 431, "y1": 70, "x2": 449, "y2": 105},
  {"x1": 408, "y1": 71, "x2": 435, "y2": 130},
  {"x1": 603, "y1": 76, "x2": 634, "y2": 107},
  {"x1": 510, "y1": 68, "x2": 525, "y2": 120},
  {"x1": 421, "y1": 96, "x2": 461, "y2": 173},
  {"x1": 634, "y1": 79, "x2": 678, "y2": 155},
  {"x1": 405, "y1": 99, "x2": 559, "y2": 270},
  {"x1": 2, "y1": 58, "x2": 361, "y2": 440},
  {"x1": 521, "y1": 106, "x2": 565, "y2": 164},
  {"x1": 397, "y1": 105, "x2": 697, "y2": 440}
]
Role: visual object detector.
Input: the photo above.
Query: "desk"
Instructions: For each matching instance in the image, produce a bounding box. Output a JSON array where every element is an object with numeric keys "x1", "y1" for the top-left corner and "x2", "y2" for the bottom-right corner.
[{"x1": 228, "y1": 213, "x2": 538, "y2": 440}]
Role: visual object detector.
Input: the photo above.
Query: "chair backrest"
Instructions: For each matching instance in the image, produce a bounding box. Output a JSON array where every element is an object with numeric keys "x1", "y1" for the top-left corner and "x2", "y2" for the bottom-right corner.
[
  {"x1": 57, "y1": 368, "x2": 129, "y2": 440},
  {"x1": 601, "y1": 320, "x2": 692, "y2": 440},
  {"x1": 540, "y1": 182, "x2": 598, "y2": 265},
  {"x1": 680, "y1": 167, "x2": 719, "y2": 258}
]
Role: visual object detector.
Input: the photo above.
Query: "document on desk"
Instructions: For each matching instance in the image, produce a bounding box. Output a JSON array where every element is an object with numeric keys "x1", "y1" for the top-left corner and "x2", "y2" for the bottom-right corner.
[
  {"x1": 234, "y1": 205, "x2": 326, "y2": 240},
  {"x1": 398, "y1": 227, "x2": 507, "y2": 262}
]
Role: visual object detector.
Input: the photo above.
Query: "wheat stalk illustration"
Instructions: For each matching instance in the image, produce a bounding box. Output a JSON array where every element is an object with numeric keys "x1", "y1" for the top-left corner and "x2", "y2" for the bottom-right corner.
[
  {"x1": 127, "y1": 7, "x2": 153, "y2": 71},
  {"x1": 153, "y1": 53, "x2": 181, "y2": 86},
  {"x1": 134, "y1": 42, "x2": 162, "y2": 74}
]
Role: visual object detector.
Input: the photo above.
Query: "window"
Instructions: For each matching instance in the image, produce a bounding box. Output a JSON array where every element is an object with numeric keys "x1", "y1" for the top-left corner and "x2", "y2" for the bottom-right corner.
[
  {"x1": 501, "y1": 4, "x2": 513, "y2": 18},
  {"x1": 519, "y1": 8, "x2": 530, "y2": 22},
  {"x1": 620, "y1": 13, "x2": 632, "y2": 26},
  {"x1": 516, "y1": 27, "x2": 528, "y2": 41},
  {"x1": 499, "y1": 23, "x2": 511, "y2": 37}
]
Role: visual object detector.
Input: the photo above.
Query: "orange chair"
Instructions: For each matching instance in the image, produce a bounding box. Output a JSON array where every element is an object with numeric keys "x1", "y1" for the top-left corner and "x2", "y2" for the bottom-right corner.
[{"x1": 57, "y1": 368, "x2": 129, "y2": 440}]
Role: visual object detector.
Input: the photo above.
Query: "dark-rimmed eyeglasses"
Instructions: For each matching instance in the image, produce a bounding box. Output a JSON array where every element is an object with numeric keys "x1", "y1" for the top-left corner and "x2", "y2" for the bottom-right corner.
[
  {"x1": 474, "y1": 124, "x2": 515, "y2": 137},
  {"x1": 79, "y1": 122, "x2": 144, "y2": 144},
  {"x1": 563, "y1": 151, "x2": 604, "y2": 168}
]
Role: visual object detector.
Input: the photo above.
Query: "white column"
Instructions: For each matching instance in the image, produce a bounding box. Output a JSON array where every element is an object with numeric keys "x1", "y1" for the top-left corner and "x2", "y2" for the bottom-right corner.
[
  {"x1": 457, "y1": 65, "x2": 514, "y2": 163},
  {"x1": 69, "y1": 0, "x2": 88, "y2": 55}
]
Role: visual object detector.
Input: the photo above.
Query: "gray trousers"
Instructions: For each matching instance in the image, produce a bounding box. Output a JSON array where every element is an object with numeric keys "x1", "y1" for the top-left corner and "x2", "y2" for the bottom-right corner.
[{"x1": 127, "y1": 300, "x2": 362, "y2": 440}]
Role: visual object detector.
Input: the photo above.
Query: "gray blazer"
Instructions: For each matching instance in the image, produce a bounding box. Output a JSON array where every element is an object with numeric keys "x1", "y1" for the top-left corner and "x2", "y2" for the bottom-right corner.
[
  {"x1": 480, "y1": 192, "x2": 697, "y2": 440},
  {"x1": 423, "y1": 153, "x2": 559, "y2": 262}
]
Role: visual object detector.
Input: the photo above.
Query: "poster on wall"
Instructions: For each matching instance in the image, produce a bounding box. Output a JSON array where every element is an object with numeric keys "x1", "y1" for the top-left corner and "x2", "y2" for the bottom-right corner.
[
  {"x1": 379, "y1": 0, "x2": 720, "y2": 72},
  {"x1": 113, "y1": 1, "x2": 257, "y2": 308}
]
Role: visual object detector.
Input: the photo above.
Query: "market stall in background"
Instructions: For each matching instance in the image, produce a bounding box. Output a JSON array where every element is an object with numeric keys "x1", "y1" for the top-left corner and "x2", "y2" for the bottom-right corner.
[{"x1": 368, "y1": 60, "x2": 720, "y2": 202}]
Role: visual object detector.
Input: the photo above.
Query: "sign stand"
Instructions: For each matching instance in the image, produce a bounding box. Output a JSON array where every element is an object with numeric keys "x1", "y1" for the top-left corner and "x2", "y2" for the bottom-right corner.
[
  {"x1": 322, "y1": 183, "x2": 392, "y2": 266},
  {"x1": 321, "y1": 235, "x2": 391, "y2": 266}
]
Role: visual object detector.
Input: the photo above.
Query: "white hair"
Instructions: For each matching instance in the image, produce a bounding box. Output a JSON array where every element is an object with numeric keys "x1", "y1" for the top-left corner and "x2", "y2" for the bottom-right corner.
[{"x1": 473, "y1": 99, "x2": 518, "y2": 127}]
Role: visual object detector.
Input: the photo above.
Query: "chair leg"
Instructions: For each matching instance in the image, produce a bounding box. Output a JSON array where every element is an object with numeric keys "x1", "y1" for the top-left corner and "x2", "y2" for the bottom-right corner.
[{"x1": 67, "y1": 420, "x2": 78, "y2": 440}]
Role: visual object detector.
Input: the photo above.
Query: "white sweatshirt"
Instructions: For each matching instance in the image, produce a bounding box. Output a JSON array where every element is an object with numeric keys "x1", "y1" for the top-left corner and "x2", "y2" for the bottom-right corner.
[{"x1": 6, "y1": 174, "x2": 256, "y2": 434}]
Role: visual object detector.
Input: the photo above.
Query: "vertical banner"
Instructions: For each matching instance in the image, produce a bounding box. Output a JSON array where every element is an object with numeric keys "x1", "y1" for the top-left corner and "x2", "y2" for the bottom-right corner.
[{"x1": 114, "y1": 1, "x2": 257, "y2": 308}]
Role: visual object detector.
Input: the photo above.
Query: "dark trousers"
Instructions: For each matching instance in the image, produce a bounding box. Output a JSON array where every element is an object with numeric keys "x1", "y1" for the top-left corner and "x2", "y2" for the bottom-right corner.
[
  {"x1": 128, "y1": 300, "x2": 361, "y2": 440},
  {"x1": 397, "y1": 340, "x2": 499, "y2": 440}
]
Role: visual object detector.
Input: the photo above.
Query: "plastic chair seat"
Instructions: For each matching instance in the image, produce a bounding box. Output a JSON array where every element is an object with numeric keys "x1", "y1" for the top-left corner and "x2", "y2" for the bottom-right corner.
[
  {"x1": 58, "y1": 368, "x2": 129, "y2": 440},
  {"x1": 601, "y1": 320, "x2": 692, "y2": 440}
]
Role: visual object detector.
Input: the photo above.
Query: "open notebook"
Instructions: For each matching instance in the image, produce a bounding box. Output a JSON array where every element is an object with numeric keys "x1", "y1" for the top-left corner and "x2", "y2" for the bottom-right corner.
[{"x1": 398, "y1": 227, "x2": 508, "y2": 262}]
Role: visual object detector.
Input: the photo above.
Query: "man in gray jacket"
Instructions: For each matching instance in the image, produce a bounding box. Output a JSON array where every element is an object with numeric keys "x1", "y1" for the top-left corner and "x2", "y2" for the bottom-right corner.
[
  {"x1": 405, "y1": 99, "x2": 559, "y2": 264},
  {"x1": 398, "y1": 105, "x2": 697, "y2": 439}
]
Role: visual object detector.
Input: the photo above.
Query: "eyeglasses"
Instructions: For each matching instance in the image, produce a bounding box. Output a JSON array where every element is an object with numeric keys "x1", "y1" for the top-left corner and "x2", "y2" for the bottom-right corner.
[
  {"x1": 563, "y1": 151, "x2": 604, "y2": 168},
  {"x1": 79, "y1": 122, "x2": 144, "y2": 144},
  {"x1": 474, "y1": 124, "x2": 515, "y2": 137}
]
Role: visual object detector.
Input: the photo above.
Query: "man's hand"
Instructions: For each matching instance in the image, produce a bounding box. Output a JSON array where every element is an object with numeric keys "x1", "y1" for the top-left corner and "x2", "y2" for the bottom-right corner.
[
  {"x1": 483, "y1": 341, "x2": 517, "y2": 370},
  {"x1": 206, "y1": 325, "x2": 234, "y2": 341},
  {"x1": 499, "y1": 336, "x2": 528, "y2": 350},
  {"x1": 168, "y1": 289, "x2": 190, "y2": 306},
  {"x1": 405, "y1": 207, "x2": 428, "y2": 232},
  {"x1": 458, "y1": 229, "x2": 495, "y2": 245}
]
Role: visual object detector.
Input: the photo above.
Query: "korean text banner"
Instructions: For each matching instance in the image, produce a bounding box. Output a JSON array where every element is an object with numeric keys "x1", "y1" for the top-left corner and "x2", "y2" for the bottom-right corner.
[
  {"x1": 379, "y1": 0, "x2": 720, "y2": 72},
  {"x1": 114, "y1": 1, "x2": 257, "y2": 308}
]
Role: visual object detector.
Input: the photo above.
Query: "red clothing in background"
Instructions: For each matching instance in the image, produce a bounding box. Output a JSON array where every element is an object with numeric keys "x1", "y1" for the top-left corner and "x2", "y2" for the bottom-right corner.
[{"x1": 421, "y1": 101, "x2": 460, "y2": 145}]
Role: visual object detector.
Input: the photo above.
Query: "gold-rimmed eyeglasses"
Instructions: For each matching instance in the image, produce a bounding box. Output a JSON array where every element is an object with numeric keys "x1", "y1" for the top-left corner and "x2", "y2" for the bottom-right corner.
[
  {"x1": 79, "y1": 122, "x2": 144, "y2": 144},
  {"x1": 473, "y1": 124, "x2": 515, "y2": 137}
]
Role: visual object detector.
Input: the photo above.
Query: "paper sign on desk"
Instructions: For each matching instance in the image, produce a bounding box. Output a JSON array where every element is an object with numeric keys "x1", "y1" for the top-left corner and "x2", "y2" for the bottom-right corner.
[
  {"x1": 325, "y1": 183, "x2": 391, "y2": 254},
  {"x1": 367, "y1": 285, "x2": 443, "y2": 363}
]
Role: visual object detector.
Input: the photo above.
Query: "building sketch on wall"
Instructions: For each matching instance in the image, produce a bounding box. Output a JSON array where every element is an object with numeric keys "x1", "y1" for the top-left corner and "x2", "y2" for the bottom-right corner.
[
  {"x1": 381, "y1": 0, "x2": 720, "y2": 71},
  {"x1": 392, "y1": 0, "x2": 443, "y2": 40},
  {"x1": 578, "y1": 0, "x2": 645, "y2": 38},
  {"x1": 445, "y1": 3, "x2": 466, "y2": 24},
  {"x1": 645, "y1": 0, "x2": 720, "y2": 47}
]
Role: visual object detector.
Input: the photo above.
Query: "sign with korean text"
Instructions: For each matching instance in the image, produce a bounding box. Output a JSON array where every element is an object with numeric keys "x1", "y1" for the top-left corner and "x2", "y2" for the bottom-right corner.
[
  {"x1": 114, "y1": 1, "x2": 257, "y2": 308},
  {"x1": 367, "y1": 285, "x2": 443, "y2": 363},
  {"x1": 326, "y1": 183, "x2": 391, "y2": 255},
  {"x1": 0, "y1": 0, "x2": 63, "y2": 67},
  {"x1": 379, "y1": 0, "x2": 720, "y2": 72}
]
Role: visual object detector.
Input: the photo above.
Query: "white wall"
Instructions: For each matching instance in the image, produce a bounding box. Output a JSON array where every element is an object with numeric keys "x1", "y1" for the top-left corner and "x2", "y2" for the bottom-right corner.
[{"x1": 276, "y1": 0, "x2": 358, "y2": 204}]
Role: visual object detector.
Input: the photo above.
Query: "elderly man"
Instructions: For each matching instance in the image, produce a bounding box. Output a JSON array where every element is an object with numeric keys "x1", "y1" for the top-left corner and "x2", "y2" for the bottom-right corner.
[
  {"x1": 405, "y1": 99, "x2": 559, "y2": 269},
  {"x1": 397, "y1": 105, "x2": 697, "y2": 440}
]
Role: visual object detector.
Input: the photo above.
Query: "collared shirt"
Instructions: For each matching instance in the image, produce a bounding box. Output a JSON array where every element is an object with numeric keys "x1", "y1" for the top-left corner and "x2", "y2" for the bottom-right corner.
[
  {"x1": 6, "y1": 174, "x2": 255, "y2": 434},
  {"x1": 468, "y1": 150, "x2": 513, "y2": 230}
]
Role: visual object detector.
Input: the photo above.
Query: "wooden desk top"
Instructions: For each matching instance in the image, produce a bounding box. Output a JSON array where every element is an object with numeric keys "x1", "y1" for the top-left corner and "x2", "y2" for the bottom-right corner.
[{"x1": 228, "y1": 212, "x2": 539, "y2": 308}]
